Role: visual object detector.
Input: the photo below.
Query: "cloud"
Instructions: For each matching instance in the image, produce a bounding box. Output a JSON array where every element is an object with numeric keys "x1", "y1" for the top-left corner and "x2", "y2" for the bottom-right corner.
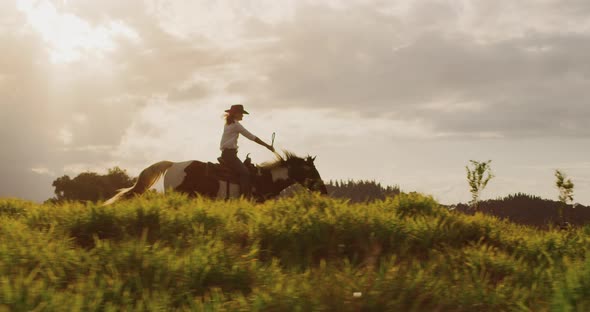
[
  {"x1": 228, "y1": 1, "x2": 590, "y2": 138},
  {"x1": 2, "y1": 0, "x2": 590, "y2": 203},
  {"x1": 0, "y1": 0, "x2": 226, "y2": 200}
]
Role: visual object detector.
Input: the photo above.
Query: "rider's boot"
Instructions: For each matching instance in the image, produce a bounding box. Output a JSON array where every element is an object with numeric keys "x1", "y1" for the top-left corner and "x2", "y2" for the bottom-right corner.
[{"x1": 240, "y1": 175, "x2": 253, "y2": 199}]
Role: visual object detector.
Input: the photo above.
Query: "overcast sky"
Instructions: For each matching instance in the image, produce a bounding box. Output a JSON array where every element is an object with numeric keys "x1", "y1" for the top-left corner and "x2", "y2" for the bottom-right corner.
[{"x1": 2, "y1": 0, "x2": 590, "y2": 205}]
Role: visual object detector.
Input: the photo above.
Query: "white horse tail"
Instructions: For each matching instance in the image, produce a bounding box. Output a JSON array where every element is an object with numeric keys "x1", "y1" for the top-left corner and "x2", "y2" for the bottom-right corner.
[{"x1": 103, "y1": 161, "x2": 174, "y2": 205}]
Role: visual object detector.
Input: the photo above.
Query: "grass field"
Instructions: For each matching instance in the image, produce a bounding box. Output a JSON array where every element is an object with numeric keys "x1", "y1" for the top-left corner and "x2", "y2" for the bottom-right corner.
[{"x1": 1, "y1": 191, "x2": 589, "y2": 311}]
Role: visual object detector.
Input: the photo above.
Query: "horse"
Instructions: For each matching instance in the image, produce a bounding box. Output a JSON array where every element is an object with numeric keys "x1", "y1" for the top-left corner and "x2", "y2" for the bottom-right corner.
[{"x1": 104, "y1": 151, "x2": 327, "y2": 204}]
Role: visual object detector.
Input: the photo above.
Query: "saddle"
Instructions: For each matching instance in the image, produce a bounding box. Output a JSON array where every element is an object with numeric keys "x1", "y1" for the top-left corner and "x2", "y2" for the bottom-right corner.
[{"x1": 207, "y1": 155, "x2": 255, "y2": 184}]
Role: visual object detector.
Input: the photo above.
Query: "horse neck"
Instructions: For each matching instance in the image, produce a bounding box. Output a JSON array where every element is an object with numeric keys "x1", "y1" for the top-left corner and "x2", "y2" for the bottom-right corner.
[{"x1": 259, "y1": 165, "x2": 295, "y2": 197}]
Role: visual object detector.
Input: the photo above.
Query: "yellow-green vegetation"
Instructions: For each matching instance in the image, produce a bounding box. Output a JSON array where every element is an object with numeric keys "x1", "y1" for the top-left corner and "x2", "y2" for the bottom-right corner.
[{"x1": 1, "y1": 192, "x2": 590, "y2": 311}]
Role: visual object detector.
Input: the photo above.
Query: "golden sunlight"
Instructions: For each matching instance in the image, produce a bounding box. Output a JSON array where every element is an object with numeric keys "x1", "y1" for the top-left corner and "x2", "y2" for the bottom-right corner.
[{"x1": 16, "y1": 0, "x2": 138, "y2": 63}]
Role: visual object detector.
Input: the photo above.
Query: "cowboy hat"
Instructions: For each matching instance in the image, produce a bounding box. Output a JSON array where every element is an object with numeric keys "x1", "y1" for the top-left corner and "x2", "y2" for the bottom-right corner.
[{"x1": 225, "y1": 104, "x2": 249, "y2": 114}]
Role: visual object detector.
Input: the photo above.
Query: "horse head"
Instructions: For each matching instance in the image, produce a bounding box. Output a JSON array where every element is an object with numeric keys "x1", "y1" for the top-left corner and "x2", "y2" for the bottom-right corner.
[{"x1": 283, "y1": 152, "x2": 328, "y2": 195}]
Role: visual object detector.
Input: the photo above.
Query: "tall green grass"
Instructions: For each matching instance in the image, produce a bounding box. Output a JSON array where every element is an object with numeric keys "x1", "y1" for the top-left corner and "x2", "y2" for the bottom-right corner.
[{"x1": 0, "y1": 192, "x2": 588, "y2": 311}]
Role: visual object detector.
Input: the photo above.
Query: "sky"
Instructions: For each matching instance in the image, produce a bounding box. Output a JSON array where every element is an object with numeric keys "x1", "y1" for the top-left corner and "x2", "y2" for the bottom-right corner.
[{"x1": 1, "y1": 0, "x2": 590, "y2": 205}]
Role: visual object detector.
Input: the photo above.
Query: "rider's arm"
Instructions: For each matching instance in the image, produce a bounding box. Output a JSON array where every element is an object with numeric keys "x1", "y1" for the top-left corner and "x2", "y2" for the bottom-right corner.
[
  {"x1": 237, "y1": 123, "x2": 274, "y2": 152},
  {"x1": 236, "y1": 122, "x2": 256, "y2": 141},
  {"x1": 254, "y1": 137, "x2": 275, "y2": 152}
]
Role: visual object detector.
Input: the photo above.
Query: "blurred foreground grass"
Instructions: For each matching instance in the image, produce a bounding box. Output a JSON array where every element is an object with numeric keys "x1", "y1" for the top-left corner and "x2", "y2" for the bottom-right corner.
[{"x1": 1, "y1": 191, "x2": 589, "y2": 311}]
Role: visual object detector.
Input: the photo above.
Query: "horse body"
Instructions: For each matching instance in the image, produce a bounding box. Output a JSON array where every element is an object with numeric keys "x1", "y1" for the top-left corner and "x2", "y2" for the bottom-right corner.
[
  {"x1": 104, "y1": 152, "x2": 327, "y2": 204},
  {"x1": 163, "y1": 160, "x2": 192, "y2": 190}
]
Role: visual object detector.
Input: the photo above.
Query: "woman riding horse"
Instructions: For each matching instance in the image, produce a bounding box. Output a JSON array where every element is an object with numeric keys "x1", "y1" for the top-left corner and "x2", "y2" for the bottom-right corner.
[
  {"x1": 103, "y1": 150, "x2": 327, "y2": 205},
  {"x1": 220, "y1": 104, "x2": 275, "y2": 197},
  {"x1": 102, "y1": 105, "x2": 327, "y2": 205}
]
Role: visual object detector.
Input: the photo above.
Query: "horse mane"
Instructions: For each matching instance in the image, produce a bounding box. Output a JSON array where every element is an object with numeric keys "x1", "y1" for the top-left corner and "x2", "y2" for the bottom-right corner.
[{"x1": 260, "y1": 150, "x2": 303, "y2": 169}]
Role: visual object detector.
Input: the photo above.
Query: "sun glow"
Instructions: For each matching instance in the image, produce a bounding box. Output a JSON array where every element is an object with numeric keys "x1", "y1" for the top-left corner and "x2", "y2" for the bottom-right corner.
[{"x1": 16, "y1": 0, "x2": 138, "y2": 63}]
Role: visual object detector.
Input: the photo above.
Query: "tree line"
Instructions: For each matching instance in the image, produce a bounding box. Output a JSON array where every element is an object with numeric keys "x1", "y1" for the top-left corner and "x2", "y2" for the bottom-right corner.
[
  {"x1": 46, "y1": 167, "x2": 136, "y2": 204},
  {"x1": 454, "y1": 193, "x2": 589, "y2": 228},
  {"x1": 46, "y1": 168, "x2": 399, "y2": 204},
  {"x1": 326, "y1": 179, "x2": 400, "y2": 203},
  {"x1": 464, "y1": 160, "x2": 579, "y2": 227},
  {"x1": 47, "y1": 163, "x2": 589, "y2": 227}
]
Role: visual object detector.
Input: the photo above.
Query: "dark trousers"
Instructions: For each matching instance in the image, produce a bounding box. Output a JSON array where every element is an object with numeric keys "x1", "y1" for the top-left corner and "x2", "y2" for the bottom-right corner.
[{"x1": 221, "y1": 149, "x2": 251, "y2": 196}]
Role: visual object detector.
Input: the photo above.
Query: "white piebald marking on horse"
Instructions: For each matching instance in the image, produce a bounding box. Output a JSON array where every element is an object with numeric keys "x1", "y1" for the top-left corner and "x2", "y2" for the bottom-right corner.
[
  {"x1": 216, "y1": 181, "x2": 241, "y2": 199},
  {"x1": 270, "y1": 167, "x2": 289, "y2": 182},
  {"x1": 163, "y1": 161, "x2": 193, "y2": 191}
]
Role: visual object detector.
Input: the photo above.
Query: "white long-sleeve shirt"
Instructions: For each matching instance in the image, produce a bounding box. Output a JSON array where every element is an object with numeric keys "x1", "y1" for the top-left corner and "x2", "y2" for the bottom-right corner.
[{"x1": 219, "y1": 121, "x2": 257, "y2": 150}]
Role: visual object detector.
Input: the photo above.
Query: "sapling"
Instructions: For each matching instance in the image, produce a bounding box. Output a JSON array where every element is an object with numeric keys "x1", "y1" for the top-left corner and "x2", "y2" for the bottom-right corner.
[
  {"x1": 555, "y1": 170, "x2": 574, "y2": 225},
  {"x1": 466, "y1": 160, "x2": 494, "y2": 210}
]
